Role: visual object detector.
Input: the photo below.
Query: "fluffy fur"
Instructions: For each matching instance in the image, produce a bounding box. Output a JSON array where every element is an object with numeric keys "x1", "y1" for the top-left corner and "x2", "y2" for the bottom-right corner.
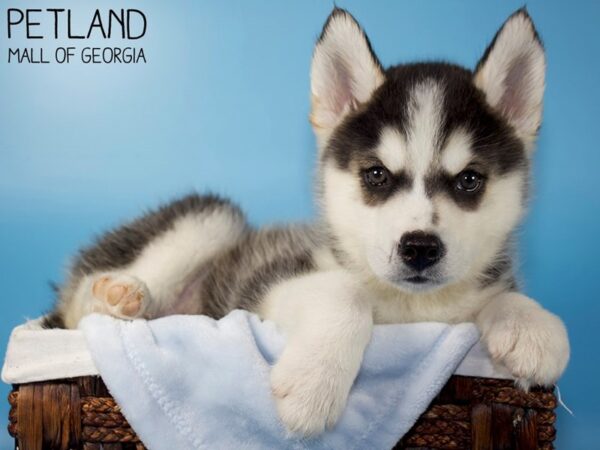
[{"x1": 46, "y1": 8, "x2": 569, "y2": 436}]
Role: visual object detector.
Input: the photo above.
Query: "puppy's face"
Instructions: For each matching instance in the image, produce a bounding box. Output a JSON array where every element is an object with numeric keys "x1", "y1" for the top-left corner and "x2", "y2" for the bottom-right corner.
[{"x1": 311, "y1": 9, "x2": 545, "y2": 292}]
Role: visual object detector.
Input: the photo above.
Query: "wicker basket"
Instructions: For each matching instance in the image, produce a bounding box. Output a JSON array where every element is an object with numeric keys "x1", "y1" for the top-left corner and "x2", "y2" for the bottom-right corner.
[{"x1": 7, "y1": 375, "x2": 556, "y2": 450}]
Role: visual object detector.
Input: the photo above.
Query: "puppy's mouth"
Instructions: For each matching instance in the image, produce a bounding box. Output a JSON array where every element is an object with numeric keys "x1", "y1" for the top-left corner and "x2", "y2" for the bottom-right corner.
[
  {"x1": 404, "y1": 275, "x2": 429, "y2": 284},
  {"x1": 396, "y1": 273, "x2": 446, "y2": 292}
]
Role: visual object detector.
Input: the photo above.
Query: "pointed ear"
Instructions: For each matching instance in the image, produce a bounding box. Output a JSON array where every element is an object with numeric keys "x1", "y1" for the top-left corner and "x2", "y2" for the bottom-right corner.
[
  {"x1": 310, "y1": 9, "x2": 385, "y2": 144},
  {"x1": 474, "y1": 9, "x2": 545, "y2": 149}
]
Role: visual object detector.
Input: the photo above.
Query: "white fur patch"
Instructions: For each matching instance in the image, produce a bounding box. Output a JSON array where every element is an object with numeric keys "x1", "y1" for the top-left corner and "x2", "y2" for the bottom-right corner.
[
  {"x1": 321, "y1": 163, "x2": 371, "y2": 270},
  {"x1": 375, "y1": 127, "x2": 407, "y2": 172},
  {"x1": 126, "y1": 210, "x2": 246, "y2": 304},
  {"x1": 406, "y1": 81, "x2": 444, "y2": 177},
  {"x1": 440, "y1": 129, "x2": 473, "y2": 174}
]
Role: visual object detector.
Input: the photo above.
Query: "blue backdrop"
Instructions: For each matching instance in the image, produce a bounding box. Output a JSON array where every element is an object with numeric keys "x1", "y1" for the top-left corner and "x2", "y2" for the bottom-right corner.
[{"x1": 1, "y1": 0, "x2": 598, "y2": 447}]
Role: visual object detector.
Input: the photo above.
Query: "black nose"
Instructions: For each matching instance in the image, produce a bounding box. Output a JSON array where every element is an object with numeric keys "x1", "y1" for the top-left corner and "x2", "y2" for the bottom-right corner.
[{"x1": 399, "y1": 232, "x2": 445, "y2": 272}]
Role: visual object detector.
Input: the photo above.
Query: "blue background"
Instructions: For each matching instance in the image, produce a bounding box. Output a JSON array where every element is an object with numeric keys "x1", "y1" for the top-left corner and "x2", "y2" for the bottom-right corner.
[{"x1": 1, "y1": 0, "x2": 598, "y2": 447}]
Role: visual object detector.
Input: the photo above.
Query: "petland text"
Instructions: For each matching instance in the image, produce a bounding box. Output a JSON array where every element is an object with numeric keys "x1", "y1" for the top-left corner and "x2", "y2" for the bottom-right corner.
[{"x1": 6, "y1": 8, "x2": 147, "y2": 64}]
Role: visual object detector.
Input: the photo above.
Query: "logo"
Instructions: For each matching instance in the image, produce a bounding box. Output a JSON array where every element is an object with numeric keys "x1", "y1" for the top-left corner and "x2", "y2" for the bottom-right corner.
[{"x1": 6, "y1": 8, "x2": 148, "y2": 64}]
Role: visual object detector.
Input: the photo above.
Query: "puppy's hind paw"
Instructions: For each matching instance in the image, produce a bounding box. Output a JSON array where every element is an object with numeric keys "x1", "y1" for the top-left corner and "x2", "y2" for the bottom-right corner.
[{"x1": 91, "y1": 274, "x2": 150, "y2": 319}]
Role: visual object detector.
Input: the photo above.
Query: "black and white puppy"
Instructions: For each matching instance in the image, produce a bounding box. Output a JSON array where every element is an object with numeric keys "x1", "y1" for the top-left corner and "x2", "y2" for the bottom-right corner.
[{"x1": 46, "y1": 8, "x2": 569, "y2": 436}]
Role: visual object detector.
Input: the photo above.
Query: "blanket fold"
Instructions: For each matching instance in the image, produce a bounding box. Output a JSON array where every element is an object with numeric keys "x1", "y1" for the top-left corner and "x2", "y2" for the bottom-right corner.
[{"x1": 76, "y1": 311, "x2": 481, "y2": 450}]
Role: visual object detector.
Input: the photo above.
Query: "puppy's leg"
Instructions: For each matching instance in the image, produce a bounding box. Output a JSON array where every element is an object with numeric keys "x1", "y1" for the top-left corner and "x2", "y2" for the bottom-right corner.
[
  {"x1": 476, "y1": 292, "x2": 570, "y2": 389},
  {"x1": 260, "y1": 270, "x2": 373, "y2": 436},
  {"x1": 55, "y1": 195, "x2": 247, "y2": 328}
]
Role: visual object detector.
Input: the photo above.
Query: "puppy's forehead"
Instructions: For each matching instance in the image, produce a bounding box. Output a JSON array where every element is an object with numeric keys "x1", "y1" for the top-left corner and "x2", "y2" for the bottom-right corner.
[
  {"x1": 404, "y1": 80, "x2": 444, "y2": 174},
  {"x1": 326, "y1": 62, "x2": 526, "y2": 175},
  {"x1": 375, "y1": 126, "x2": 475, "y2": 176},
  {"x1": 374, "y1": 78, "x2": 471, "y2": 175}
]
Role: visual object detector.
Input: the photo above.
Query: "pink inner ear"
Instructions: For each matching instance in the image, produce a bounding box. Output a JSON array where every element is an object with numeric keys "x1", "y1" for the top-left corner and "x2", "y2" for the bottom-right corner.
[
  {"x1": 498, "y1": 54, "x2": 530, "y2": 123},
  {"x1": 331, "y1": 57, "x2": 357, "y2": 116}
]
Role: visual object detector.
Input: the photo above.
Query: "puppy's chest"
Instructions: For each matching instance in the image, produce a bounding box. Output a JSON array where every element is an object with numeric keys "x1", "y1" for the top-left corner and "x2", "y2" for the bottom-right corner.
[{"x1": 370, "y1": 286, "x2": 489, "y2": 325}]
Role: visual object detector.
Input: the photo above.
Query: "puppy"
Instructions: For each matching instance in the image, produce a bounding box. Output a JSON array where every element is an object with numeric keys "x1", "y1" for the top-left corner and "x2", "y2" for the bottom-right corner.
[{"x1": 46, "y1": 8, "x2": 569, "y2": 436}]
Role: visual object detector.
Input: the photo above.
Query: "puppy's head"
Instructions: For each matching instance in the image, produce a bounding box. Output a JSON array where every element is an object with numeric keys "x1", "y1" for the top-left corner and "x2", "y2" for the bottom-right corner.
[{"x1": 312, "y1": 9, "x2": 545, "y2": 292}]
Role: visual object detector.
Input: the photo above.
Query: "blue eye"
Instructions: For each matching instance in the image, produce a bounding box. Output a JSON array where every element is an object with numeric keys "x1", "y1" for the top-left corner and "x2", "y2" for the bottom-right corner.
[
  {"x1": 364, "y1": 166, "x2": 389, "y2": 187},
  {"x1": 456, "y1": 170, "x2": 483, "y2": 192}
]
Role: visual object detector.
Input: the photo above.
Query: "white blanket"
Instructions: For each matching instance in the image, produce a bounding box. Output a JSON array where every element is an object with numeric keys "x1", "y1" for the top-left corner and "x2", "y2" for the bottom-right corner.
[{"x1": 3, "y1": 311, "x2": 510, "y2": 449}]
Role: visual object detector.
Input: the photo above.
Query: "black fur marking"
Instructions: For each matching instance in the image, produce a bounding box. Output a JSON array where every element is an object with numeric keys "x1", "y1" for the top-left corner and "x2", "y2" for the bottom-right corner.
[
  {"x1": 237, "y1": 254, "x2": 314, "y2": 311},
  {"x1": 425, "y1": 171, "x2": 488, "y2": 211},
  {"x1": 42, "y1": 282, "x2": 66, "y2": 328},
  {"x1": 361, "y1": 169, "x2": 412, "y2": 206},
  {"x1": 41, "y1": 311, "x2": 65, "y2": 329},
  {"x1": 479, "y1": 248, "x2": 519, "y2": 291},
  {"x1": 198, "y1": 226, "x2": 320, "y2": 318},
  {"x1": 324, "y1": 62, "x2": 528, "y2": 209},
  {"x1": 438, "y1": 66, "x2": 527, "y2": 177}
]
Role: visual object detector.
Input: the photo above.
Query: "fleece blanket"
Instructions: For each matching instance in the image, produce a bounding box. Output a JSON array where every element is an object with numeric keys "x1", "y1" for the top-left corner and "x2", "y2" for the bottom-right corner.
[{"x1": 68, "y1": 310, "x2": 483, "y2": 450}]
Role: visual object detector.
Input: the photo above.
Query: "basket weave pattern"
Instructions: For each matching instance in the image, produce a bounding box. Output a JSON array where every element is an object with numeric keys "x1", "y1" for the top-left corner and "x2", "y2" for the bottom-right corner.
[{"x1": 8, "y1": 375, "x2": 556, "y2": 449}]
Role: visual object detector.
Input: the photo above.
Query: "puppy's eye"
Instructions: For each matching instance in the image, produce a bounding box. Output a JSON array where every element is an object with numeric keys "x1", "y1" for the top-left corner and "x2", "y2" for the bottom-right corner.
[
  {"x1": 456, "y1": 170, "x2": 484, "y2": 192},
  {"x1": 364, "y1": 166, "x2": 390, "y2": 187}
]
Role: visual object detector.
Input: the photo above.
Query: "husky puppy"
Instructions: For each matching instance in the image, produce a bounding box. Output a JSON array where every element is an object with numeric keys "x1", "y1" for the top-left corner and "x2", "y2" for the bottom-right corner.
[{"x1": 47, "y1": 8, "x2": 569, "y2": 435}]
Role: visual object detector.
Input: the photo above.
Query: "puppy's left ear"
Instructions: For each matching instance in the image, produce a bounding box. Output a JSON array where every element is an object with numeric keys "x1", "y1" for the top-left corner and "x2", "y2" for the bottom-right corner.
[
  {"x1": 474, "y1": 9, "x2": 545, "y2": 149},
  {"x1": 310, "y1": 9, "x2": 385, "y2": 145}
]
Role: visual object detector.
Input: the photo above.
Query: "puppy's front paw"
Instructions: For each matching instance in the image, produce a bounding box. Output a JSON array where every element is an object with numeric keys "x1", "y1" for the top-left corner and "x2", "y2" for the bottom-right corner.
[
  {"x1": 483, "y1": 301, "x2": 569, "y2": 389},
  {"x1": 91, "y1": 274, "x2": 150, "y2": 319},
  {"x1": 271, "y1": 349, "x2": 351, "y2": 436}
]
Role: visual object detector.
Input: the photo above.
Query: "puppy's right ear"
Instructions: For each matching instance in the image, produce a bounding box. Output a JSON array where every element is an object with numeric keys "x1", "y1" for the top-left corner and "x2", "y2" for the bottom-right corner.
[{"x1": 310, "y1": 9, "x2": 384, "y2": 144}]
